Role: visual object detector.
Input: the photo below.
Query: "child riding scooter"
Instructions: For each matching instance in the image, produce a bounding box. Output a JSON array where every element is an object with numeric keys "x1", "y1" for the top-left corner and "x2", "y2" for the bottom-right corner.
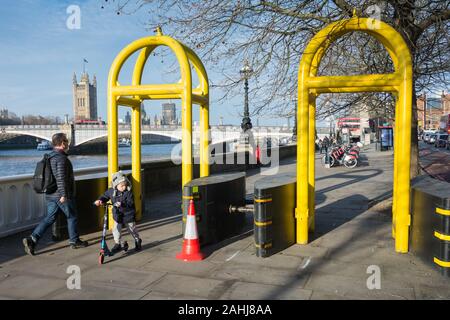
[{"x1": 94, "y1": 171, "x2": 142, "y2": 263}]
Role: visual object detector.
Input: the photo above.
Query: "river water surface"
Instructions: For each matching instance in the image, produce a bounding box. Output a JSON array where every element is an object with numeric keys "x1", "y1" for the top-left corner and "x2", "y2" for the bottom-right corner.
[{"x1": 0, "y1": 144, "x2": 178, "y2": 178}]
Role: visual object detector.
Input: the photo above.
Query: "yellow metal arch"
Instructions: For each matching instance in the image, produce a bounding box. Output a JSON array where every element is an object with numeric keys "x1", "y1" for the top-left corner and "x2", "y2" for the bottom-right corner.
[
  {"x1": 107, "y1": 29, "x2": 210, "y2": 227},
  {"x1": 296, "y1": 16, "x2": 413, "y2": 253}
]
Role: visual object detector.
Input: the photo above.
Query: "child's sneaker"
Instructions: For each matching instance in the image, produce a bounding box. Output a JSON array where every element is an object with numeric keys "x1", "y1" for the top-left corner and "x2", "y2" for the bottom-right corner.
[
  {"x1": 123, "y1": 241, "x2": 129, "y2": 252},
  {"x1": 135, "y1": 238, "x2": 142, "y2": 252}
]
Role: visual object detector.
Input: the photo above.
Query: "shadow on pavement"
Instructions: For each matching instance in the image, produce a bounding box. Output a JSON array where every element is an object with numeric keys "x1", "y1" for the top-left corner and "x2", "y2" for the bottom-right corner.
[
  {"x1": 261, "y1": 194, "x2": 392, "y2": 299},
  {"x1": 316, "y1": 168, "x2": 383, "y2": 195}
]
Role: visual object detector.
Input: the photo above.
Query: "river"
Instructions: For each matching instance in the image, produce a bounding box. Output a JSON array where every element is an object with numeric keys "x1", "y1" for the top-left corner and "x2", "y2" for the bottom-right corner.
[{"x1": 0, "y1": 144, "x2": 179, "y2": 178}]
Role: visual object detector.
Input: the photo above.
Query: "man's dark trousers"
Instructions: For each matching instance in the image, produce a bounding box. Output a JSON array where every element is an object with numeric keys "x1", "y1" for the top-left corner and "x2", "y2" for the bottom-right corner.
[{"x1": 31, "y1": 199, "x2": 79, "y2": 243}]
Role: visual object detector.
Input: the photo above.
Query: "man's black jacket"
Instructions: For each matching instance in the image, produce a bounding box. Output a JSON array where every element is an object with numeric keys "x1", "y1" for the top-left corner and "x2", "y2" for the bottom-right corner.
[{"x1": 46, "y1": 149, "x2": 75, "y2": 200}]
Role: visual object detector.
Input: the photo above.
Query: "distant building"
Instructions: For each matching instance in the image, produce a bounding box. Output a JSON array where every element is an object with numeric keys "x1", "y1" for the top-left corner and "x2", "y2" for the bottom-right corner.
[
  {"x1": 442, "y1": 91, "x2": 450, "y2": 114},
  {"x1": 417, "y1": 92, "x2": 449, "y2": 131},
  {"x1": 0, "y1": 108, "x2": 8, "y2": 119},
  {"x1": 72, "y1": 72, "x2": 98, "y2": 122},
  {"x1": 141, "y1": 105, "x2": 151, "y2": 125},
  {"x1": 125, "y1": 111, "x2": 131, "y2": 124},
  {"x1": 161, "y1": 103, "x2": 177, "y2": 125},
  {"x1": 0, "y1": 108, "x2": 20, "y2": 125}
]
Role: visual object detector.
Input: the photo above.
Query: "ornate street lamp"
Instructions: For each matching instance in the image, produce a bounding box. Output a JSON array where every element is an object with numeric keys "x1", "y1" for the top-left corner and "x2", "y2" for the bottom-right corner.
[
  {"x1": 291, "y1": 98, "x2": 297, "y2": 141},
  {"x1": 240, "y1": 60, "x2": 253, "y2": 132}
]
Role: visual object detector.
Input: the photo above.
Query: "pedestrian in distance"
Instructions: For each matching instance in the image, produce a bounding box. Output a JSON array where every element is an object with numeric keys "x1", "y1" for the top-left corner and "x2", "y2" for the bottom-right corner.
[
  {"x1": 322, "y1": 135, "x2": 330, "y2": 154},
  {"x1": 323, "y1": 135, "x2": 330, "y2": 147},
  {"x1": 23, "y1": 133, "x2": 88, "y2": 256},
  {"x1": 94, "y1": 171, "x2": 142, "y2": 254},
  {"x1": 318, "y1": 139, "x2": 323, "y2": 154},
  {"x1": 255, "y1": 144, "x2": 261, "y2": 165}
]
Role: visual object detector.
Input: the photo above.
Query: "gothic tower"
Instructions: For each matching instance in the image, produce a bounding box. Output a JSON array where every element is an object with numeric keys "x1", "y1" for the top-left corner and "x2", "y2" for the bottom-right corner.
[{"x1": 72, "y1": 72, "x2": 98, "y2": 122}]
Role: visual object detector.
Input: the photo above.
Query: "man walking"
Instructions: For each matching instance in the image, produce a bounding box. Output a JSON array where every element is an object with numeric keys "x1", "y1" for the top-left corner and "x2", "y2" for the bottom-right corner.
[{"x1": 23, "y1": 133, "x2": 88, "y2": 255}]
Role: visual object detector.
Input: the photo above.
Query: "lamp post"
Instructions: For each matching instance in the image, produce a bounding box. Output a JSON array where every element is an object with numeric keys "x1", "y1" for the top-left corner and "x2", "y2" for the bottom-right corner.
[
  {"x1": 240, "y1": 60, "x2": 253, "y2": 132},
  {"x1": 238, "y1": 60, "x2": 254, "y2": 169},
  {"x1": 290, "y1": 97, "x2": 297, "y2": 141}
]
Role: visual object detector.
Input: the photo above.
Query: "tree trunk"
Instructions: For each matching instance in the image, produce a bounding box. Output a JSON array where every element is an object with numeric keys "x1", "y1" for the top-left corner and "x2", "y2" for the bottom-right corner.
[
  {"x1": 392, "y1": 1, "x2": 421, "y2": 178},
  {"x1": 410, "y1": 87, "x2": 421, "y2": 178}
]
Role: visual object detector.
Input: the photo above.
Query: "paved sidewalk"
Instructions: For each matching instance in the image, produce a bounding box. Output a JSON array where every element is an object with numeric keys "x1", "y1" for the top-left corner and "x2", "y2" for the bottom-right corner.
[{"x1": 0, "y1": 144, "x2": 449, "y2": 300}]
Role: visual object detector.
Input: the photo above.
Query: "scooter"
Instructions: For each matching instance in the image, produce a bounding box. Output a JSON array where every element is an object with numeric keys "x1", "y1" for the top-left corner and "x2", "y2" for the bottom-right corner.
[
  {"x1": 95, "y1": 202, "x2": 129, "y2": 265},
  {"x1": 97, "y1": 203, "x2": 112, "y2": 265}
]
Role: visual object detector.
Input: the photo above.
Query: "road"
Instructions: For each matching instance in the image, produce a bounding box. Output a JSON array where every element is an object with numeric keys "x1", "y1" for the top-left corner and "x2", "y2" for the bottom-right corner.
[{"x1": 419, "y1": 141, "x2": 450, "y2": 182}]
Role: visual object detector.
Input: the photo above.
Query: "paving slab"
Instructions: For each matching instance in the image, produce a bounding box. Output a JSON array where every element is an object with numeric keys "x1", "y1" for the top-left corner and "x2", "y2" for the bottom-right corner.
[
  {"x1": 147, "y1": 274, "x2": 229, "y2": 299},
  {"x1": 300, "y1": 258, "x2": 382, "y2": 279},
  {"x1": 0, "y1": 275, "x2": 66, "y2": 299},
  {"x1": 219, "y1": 281, "x2": 313, "y2": 300},
  {"x1": 140, "y1": 256, "x2": 220, "y2": 277},
  {"x1": 304, "y1": 273, "x2": 416, "y2": 300},
  {"x1": 140, "y1": 290, "x2": 207, "y2": 300},
  {"x1": 81, "y1": 265, "x2": 166, "y2": 290},
  {"x1": 413, "y1": 284, "x2": 450, "y2": 300},
  {"x1": 207, "y1": 240, "x2": 254, "y2": 263},
  {"x1": 310, "y1": 291, "x2": 355, "y2": 300},
  {"x1": 0, "y1": 254, "x2": 92, "y2": 280},
  {"x1": 210, "y1": 262, "x2": 310, "y2": 288},
  {"x1": 273, "y1": 244, "x2": 330, "y2": 259},
  {"x1": 46, "y1": 283, "x2": 149, "y2": 300}
]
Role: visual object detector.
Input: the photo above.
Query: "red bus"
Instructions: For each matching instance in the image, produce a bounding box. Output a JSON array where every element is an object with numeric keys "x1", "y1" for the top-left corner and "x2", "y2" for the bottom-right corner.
[
  {"x1": 75, "y1": 119, "x2": 105, "y2": 125},
  {"x1": 439, "y1": 114, "x2": 450, "y2": 134},
  {"x1": 337, "y1": 117, "x2": 371, "y2": 143}
]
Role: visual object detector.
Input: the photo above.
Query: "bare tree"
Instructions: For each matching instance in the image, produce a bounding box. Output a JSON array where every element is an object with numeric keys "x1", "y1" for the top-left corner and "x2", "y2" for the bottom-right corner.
[{"x1": 102, "y1": 0, "x2": 450, "y2": 176}]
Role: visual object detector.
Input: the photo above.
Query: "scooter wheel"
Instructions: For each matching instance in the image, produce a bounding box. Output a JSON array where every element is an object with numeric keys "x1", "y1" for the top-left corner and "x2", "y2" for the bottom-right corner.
[{"x1": 99, "y1": 253, "x2": 105, "y2": 265}]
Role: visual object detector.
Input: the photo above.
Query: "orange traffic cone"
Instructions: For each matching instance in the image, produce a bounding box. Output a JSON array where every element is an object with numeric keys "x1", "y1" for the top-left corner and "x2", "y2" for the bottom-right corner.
[{"x1": 176, "y1": 199, "x2": 204, "y2": 261}]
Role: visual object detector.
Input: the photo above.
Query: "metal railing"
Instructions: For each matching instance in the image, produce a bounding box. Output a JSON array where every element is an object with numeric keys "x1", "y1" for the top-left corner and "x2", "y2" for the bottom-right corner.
[
  {"x1": 0, "y1": 165, "x2": 111, "y2": 238},
  {"x1": 0, "y1": 143, "x2": 297, "y2": 239}
]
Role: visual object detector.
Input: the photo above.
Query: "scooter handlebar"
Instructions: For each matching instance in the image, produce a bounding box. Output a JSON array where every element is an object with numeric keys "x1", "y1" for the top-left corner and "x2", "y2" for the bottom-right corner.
[{"x1": 92, "y1": 202, "x2": 113, "y2": 208}]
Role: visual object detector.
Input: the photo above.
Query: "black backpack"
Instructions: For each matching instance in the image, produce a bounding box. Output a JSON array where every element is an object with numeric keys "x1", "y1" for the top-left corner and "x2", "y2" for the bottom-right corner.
[{"x1": 33, "y1": 153, "x2": 57, "y2": 194}]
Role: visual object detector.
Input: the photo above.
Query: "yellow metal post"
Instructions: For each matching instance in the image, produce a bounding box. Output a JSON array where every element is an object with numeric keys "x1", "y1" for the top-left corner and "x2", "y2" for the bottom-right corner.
[
  {"x1": 392, "y1": 96, "x2": 399, "y2": 238},
  {"x1": 181, "y1": 86, "x2": 193, "y2": 187},
  {"x1": 107, "y1": 31, "x2": 210, "y2": 229},
  {"x1": 183, "y1": 45, "x2": 210, "y2": 178},
  {"x1": 308, "y1": 95, "x2": 316, "y2": 232},
  {"x1": 296, "y1": 84, "x2": 309, "y2": 244},
  {"x1": 395, "y1": 79, "x2": 412, "y2": 253},
  {"x1": 296, "y1": 16, "x2": 413, "y2": 252},
  {"x1": 131, "y1": 106, "x2": 142, "y2": 221},
  {"x1": 200, "y1": 104, "x2": 210, "y2": 177},
  {"x1": 107, "y1": 94, "x2": 118, "y2": 226}
]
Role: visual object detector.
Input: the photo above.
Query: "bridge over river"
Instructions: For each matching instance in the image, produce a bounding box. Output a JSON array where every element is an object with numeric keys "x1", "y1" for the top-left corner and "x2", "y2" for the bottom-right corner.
[{"x1": 0, "y1": 124, "x2": 293, "y2": 151}]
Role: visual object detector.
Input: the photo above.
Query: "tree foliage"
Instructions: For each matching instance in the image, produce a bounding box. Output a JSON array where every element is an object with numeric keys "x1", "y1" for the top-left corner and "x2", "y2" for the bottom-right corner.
[{"x1": 103, "y1": 0, "x2": 449, "y2": 119}]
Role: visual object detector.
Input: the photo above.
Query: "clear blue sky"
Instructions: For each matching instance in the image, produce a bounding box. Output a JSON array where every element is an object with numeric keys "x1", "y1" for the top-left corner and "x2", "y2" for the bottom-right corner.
[{"x1": 0, "y1": 0, "x2": 289, "y2": 126}]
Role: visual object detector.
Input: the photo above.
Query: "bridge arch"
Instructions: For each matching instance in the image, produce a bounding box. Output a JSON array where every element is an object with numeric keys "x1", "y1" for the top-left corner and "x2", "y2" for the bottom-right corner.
[
  {"x1": 0, "y1": 131, "x2": 52, "y2": 143},
  {"x1": 76, "y1": 131, "x2": 181, "y2": 146},
  {"x1": 296, "y1": 15, "x2": 412, "y2": 253}
]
